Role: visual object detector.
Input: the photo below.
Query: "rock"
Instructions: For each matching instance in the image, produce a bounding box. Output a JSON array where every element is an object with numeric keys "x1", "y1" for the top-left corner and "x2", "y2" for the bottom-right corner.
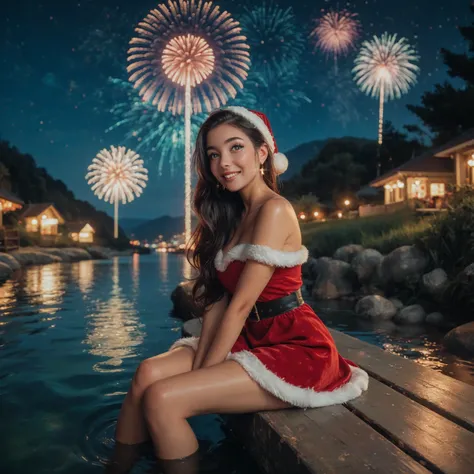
[
  {"x1": 380, "y1": 245, "x2": 429, "y2": 285},
  {"x1": 171, "y1": 281, "x2": 203, "y2": 320},
  {"x1": 388, "y1": 297, "x2": 404, "y2": 310},
  {"x1": 355, "y1": 295, "x2": 398, "y2": 321},
  {"x1": 351, "y1": 249, "x2": 383, "y2": 283},
  {"x1": 40, "y1": 248, "x2": 92, "y2": 262},
  {"x1": 426, "y1": 312, "x2": 444, "y2": 326},
  {"x1": 86, "y1": 246, "x2": 112, "y2": 259},
  {"x1": 333, "y1": 244, "x2": 364, "y2": 263},
  {"x1": 10, "y1": 248, "x2": 62, "y2": 266},
  {"x1": 463, "y1": 263, "x2": 474, "y2": 278},
  {"x1": 0, "y1": 261, "x2": 13, "y2": 281},
  {"x1": 0, "y1": 253, "x2": 21, "y2": 271},
  {"x1": 443, "y1": 322, "x2": 474, "y2": 357},
  {"x1": 422, "y1": 268, "x2": 448, "y2": 296},
  {"x1": 394, "y1": 304, "x2": 426, "y2": 325},
  {"x1": 311, "y1": 257, "x2": 355, "y2": 300},
  {"x1": 302, "y1": 257, "x2": 318, "y2": 280}
]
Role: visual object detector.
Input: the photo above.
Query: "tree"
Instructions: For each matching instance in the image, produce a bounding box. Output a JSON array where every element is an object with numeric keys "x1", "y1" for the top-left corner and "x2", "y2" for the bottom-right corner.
[
  {"x1": 0, "y1": 162, "x2": 11, "y2": 190},
  {"x1": 407, "y1": 5, "x2": 474, "y2": 143}
]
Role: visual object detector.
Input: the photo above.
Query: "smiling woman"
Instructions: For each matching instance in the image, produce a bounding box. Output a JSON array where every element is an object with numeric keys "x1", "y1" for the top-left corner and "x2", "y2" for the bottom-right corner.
[{"x1": 109, "y1": 107, "x2": 368, "y2": 474}]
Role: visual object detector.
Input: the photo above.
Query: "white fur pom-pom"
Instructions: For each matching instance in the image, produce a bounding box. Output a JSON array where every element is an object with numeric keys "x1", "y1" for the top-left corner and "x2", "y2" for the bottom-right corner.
[{"x1": 273, "y1": 152, "x2": 288, "y2": 175}]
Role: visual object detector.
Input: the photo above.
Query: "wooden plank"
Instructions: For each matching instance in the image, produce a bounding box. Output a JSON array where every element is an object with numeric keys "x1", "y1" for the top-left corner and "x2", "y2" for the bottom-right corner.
[
  {"x1": 347, "y1": 376, "x2": 474, "y2": 473},
  {"x1": 329, "y1": 329, "x2": 474, "y2": 432},
  {"x1": 228, "y1": 407, "x2": 429, "y2": 474},
  {"x1": 182, "y1": 320, "x2": 428, "y2": 474}
]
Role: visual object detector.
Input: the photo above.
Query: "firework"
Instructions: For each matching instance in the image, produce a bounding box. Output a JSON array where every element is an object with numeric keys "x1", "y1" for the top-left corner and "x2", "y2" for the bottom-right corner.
[
  {"x1": 86, "y1": 146, "x2": 148, "y2": 238},
  {"x1": 127, "y1": 0, "x2": 250, "y2": 244},
  {"x1": 240, "y1": 2, "x2": 305, "y2": 74},
  {"x1": 247, "y1": 64, "x2": 311, "y2": 122},
  {"x1": 315, "y1": 70, "x2": 360, "y2": 127},
  {"x1": 311, "y1": 10, "x2": 360, "y2": 74},
  {"x1": 353, "y1": 32, "x2": 419, "y2": 147},
  {"x1": 107, "y1": 78, "x2": 207, "y2": 177},
  {"x1": 127, "y1": 0, "x2": 250, "y2": 115}
]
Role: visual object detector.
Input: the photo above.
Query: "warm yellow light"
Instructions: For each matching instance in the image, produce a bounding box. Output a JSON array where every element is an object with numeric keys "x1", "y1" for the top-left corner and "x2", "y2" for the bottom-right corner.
[
  {"x1": 397, "y1": 180, "x2": 405, "y2": 188},
  {"x1": 468, "y1": 157, "x2": 474, "y2": 167},
  {"x1": 32, "y1": 219, "x2": 38, "y2": 225},
  {"x1": 344, "y1": 199, "x2": 350, "y2": 206},
  {"x1": 299, "y1": 213, "x2": 306, "y2": 220},
  {"x1": 384, "y1": 184, "x2": 391, "y2": 190},
  {"x1": 42, "y1": 214, "x2": 47, "y2": 219},
  {"x1": 42, "y1": 218, "x2": 58, "y2": 226},
  {"x1": 313, "y1": 211, "x2": 319, "y2": 217},
  {"x1": 337, "y1": 211, "x2": 342, "y2": 218},
  {"x1": 79, "y1": 232, "x2": 89, "y2": 238}
]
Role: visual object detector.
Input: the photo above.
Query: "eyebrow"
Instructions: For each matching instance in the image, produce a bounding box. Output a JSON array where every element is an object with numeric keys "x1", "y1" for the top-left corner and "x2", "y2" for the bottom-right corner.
[{"x1": 206, "y1": 137, "x2": 243, "y2": 151}]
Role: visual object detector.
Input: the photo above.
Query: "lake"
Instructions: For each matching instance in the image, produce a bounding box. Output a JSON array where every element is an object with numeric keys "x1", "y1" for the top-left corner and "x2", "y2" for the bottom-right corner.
[{"x1": 0, "y1": 253, "x2": 472, "y2": 473}]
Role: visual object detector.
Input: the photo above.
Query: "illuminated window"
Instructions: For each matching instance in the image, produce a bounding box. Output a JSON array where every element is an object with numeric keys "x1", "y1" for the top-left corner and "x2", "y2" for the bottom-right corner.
[
  {"x1": 430, "y1": 183, "x2": 445, "y2": 197},
  {"x1": 411, "y1": 180, "x2": 426, "y2": 199}
]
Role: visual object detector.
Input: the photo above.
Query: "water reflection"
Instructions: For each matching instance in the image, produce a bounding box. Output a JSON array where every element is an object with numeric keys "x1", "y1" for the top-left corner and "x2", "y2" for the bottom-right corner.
[
  {"x1": 23, "y1": 264, "x2": 65, "y2": 314},
  {"x1": 182, "y1": 254, "x2": 192, "y2": 281},
  {"x1": 159, "y1": 251, "x2": 168, "y2": 283},
  {"x1": 0, "y1": 279, "x2": 16, "y2": 316},
  {"x1": 77, "y1": 259, "x2": 94, "y2": 295},
  {"x1": 84, "y1": 257, "x2": 144, "y2": 373},
  {"x1": 132, "y1": 252, "x2": 140, "y2": 293}
]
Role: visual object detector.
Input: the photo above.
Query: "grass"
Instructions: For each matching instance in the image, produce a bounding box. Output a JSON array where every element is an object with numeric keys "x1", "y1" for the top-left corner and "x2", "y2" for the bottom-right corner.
[{"x1": 302, "y1": 210, "x2": 432, "y2": 257}]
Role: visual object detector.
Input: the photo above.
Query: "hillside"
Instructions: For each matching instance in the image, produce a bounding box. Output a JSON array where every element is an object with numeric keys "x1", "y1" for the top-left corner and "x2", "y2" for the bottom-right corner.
[
  {"x1": 0, "y1": 140, "x2": 129, "y2": 247},
  {"x1": 282, "y1": 139, "x2": 328, "y2": 178},
  {"x1": 128, "y1": 215, "x2": 185, "y2": 242}
]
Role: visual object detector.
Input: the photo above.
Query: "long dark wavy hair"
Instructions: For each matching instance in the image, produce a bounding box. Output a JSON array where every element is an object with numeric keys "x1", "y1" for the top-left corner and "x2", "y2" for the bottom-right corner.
[{"x1": 187, "y1": 109, "x2": 280, "y2": 311}]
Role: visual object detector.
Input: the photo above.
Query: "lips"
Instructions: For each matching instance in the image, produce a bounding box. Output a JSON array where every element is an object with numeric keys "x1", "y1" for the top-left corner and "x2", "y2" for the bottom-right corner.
[{"x1": 223, "y1": 171, "x2": 241, "y2": 180}]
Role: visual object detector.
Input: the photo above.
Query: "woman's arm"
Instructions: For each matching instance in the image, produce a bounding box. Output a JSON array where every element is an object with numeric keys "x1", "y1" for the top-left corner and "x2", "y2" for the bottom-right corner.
[
  {"x1": 201, "y1": 199, "x2": 293, "y2": 368},
  {"x1": 192, "y1": 292, "x2": 229, "y2": 370}
]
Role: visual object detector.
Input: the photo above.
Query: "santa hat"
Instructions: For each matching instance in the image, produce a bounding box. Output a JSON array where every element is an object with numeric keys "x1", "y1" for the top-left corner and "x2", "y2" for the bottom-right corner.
[{"x1": 224, "y1": 106, "x2": 289, "y2": 176}]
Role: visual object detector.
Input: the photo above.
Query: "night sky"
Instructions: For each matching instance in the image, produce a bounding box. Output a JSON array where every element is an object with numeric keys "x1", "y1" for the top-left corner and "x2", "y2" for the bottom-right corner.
[{"x1": 0, "y1": 0, "x2": 469, "y2": 219}]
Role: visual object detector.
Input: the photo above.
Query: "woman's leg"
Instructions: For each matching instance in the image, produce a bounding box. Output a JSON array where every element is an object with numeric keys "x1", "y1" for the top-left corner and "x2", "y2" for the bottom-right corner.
[
  {"x1": 142, "y1": 360, "x2": 290, "y2": 462},
  {"x1": 105, "y1": 347, "x2": 195, "y2": 473},
  {"x1": 115, "y1": 346, "x2": 195, "y2": 444}
]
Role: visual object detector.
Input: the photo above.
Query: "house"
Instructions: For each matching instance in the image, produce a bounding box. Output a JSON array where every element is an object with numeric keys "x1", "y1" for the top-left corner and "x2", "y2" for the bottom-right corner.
[
  {"x1": 0, "y1": 188, "x2": 24, "y2": 227},
  {"x1": 433, "y1": 128, "x2": 474, "y2": 186},
  {"x1": 66, "y1": 222, "x2": 95, "y2": 243},
  {"x1": 21, "y1": 203, "x2": 65, "y2": 236},
  {"x1": 368, "y1": 152, "x2": 455, "y2": 206}
]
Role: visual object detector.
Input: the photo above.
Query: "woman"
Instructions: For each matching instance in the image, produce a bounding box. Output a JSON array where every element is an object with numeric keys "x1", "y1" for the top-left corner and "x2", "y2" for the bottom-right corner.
[{"x1": 107, "y1": 106, "x2": 369, "y2": 474}]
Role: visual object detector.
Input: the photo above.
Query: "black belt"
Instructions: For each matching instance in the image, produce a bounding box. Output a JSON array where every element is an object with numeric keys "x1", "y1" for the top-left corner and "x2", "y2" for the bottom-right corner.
[{"x1": 229, "y1": 288, "x2": 305, "y2": 322}]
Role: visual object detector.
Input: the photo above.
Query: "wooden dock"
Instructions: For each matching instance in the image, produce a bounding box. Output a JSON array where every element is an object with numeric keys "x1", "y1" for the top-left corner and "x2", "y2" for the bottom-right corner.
[{"x1": 182, "y1": 318, "x2": 474, "y2": 474}]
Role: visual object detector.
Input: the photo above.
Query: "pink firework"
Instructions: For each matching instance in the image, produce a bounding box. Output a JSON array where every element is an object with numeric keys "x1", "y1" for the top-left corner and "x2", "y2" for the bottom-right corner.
[{"x1": 311, "y1": 10, "x2": 360, "y2": 73}]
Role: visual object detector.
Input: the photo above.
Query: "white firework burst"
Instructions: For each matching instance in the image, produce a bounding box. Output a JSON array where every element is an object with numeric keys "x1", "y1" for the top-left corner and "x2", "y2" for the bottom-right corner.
[
  {"x1": 353, "y1": 32, "x2": 419, "y2": 101},
  {"x1": 353, "y1": 33, "x2": 419, "y2": 147},
  {"x1": 86, "y1": 146, "x2": 148, "y2": 238}
]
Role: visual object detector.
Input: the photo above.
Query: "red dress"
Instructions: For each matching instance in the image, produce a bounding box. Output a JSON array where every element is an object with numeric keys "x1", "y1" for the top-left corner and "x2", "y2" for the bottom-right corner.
[{"x1": 170, "y1": 244, "x2": 368, "y2": 408}]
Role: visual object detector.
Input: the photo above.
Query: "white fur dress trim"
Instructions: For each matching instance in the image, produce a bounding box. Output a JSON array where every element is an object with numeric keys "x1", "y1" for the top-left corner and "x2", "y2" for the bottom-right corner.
[
  {"x1": 169, "y1": 336, "x2": 369, "y2": 408},
  {"x1": 215, "y1": 244, "x2": 309, "y2": 272}
]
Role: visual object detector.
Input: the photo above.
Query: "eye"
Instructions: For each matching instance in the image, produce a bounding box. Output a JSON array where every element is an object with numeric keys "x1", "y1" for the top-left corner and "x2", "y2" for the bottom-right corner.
[
  {"x1": 231, "y1": 144, "x2": 243, "y2": 151},
  {"x1": 208, "y1": 152, "x2": 218, "y2": 160}
]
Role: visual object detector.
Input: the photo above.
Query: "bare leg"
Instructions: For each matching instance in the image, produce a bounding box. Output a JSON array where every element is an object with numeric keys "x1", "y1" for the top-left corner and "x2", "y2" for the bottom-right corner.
[
  {"x1": 143, "y1": 360, "x2": 289, "y2": 464},
  {"x1": 106, "y1": 347, "x2": 194, "y2": 473},
  {"x1": 115, "y1": 346, "x2": 194, "y2": 444}
]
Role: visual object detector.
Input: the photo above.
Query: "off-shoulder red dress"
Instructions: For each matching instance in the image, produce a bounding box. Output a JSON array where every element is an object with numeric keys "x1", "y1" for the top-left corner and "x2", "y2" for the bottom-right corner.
[{"x1": 170, "y1": 244, "x2": 368, "y2": 408}]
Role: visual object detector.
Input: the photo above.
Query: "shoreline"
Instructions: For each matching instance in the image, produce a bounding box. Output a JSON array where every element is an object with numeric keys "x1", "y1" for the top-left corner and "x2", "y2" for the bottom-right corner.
[{"x1": 0, "y1": 246, "x2": 133, "y2": 286}]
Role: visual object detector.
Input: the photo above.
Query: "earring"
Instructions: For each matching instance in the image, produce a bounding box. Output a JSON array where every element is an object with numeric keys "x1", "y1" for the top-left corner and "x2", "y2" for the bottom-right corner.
[{"x1": 260, "y1": 164, "x2": 265, "y2": 175}]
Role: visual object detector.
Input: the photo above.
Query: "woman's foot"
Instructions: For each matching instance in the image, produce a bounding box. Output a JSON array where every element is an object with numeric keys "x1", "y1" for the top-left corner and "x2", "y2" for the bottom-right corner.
[
  {"x1": 104, "y1": 440, "x2": 148, "y2": 474},
  {"x1": 156, "y1": 449, "x2": 200, "y2": 474}
]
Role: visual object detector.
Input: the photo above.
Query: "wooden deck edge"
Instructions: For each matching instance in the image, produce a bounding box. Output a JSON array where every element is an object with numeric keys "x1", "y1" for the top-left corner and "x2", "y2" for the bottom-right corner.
[{"x1": 329, "y1": 329, "x2": 474, "y2": 433}]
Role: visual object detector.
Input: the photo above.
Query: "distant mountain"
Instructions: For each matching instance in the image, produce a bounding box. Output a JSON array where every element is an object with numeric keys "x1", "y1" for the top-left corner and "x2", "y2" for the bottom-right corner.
[
  {"x1": 128, "y1": 215, "x2": 184, "y2": 242},
  {"x1": 282, "y1": 140, "x2": 328, "y2": 178},
  {"x1": 120, "y1": 218, "x2": 150, "y2": 233}
]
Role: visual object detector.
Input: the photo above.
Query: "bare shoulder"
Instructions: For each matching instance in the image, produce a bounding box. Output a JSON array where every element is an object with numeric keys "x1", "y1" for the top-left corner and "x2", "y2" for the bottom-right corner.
[
  {"x1": 255, "y1": 195, "x2": 299, "y2": 236},
  {"x1": 258, "y1": 195, "x2": 297, "y2": 221}
]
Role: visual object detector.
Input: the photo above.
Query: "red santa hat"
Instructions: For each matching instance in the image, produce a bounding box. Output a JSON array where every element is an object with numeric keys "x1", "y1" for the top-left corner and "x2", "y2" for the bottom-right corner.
[{"x1": 224, "y1": 106, "x2": 289, "y2": 176}]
